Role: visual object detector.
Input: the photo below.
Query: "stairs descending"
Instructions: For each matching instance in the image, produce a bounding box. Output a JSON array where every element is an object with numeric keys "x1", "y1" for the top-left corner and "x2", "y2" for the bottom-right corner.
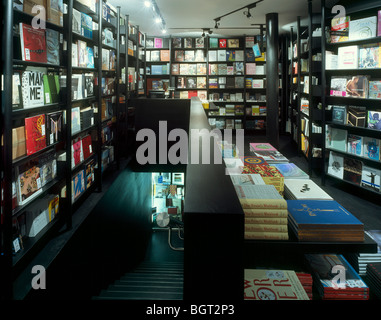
[{"x1": 94, "y1": 260, "x2": 184, "y2": 300}]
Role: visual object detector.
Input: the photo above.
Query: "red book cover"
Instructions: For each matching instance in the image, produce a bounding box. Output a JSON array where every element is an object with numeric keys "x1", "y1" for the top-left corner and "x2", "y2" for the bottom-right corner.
[
  {"x1": 19, "y1": 23, "x2": 47, "y2": 63},
  {"x1": 25, "y1": 114, "x2": 46, "y2": 155},
  {"x1": 219, "y1": 38, "x2": 227, "y2": 48},
  {"x1": 81, "y1": 135, "x2": 93, "y2": 160},
  {"x1": 72, "y1": 139, "x2": 84, "y2": 168}
]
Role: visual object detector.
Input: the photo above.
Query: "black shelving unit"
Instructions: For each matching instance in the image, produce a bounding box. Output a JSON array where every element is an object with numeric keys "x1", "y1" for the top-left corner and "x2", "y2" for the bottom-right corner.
[{"x1": 321, "y1": 0, "x2": 381, "y2": 197}]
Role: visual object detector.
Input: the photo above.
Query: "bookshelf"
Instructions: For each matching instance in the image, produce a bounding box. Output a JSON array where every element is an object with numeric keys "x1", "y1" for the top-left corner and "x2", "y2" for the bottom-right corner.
[
  {"x1": 0, "y1": 0, "x2": 126, "y2": 300},
  {"x1": 321, "y1": 0, "x2": 381, "y2": 196}
]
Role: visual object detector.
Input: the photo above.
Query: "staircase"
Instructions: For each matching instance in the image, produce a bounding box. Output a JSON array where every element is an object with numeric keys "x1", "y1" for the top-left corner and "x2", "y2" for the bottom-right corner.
[{"x1": 94, "y1": 230, "x2": 184, "y2": 300}]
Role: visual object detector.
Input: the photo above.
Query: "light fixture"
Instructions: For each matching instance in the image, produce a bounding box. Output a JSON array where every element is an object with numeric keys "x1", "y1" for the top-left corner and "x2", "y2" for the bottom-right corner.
[
  {"x1": 155, "y1": 17, "x2": 161, "y2": 23},
  {"x1": 201, "y1": 31, "x2": 205, "y2": 37},
  {"x1": 214, "y1": 18, "x2": 220, "y2": 29},
  {"x1": 244, "y1": 8, "x2": 252, "y2": 18},
  {"x1": 162, "y1": 28, "x2": 167, "y2": 34},
  {"x1": 213, "y1": 1, "x2": 262, "y2": 27},
  {"x1": 144, "y1": 1, "x2": 151, "y2": 8}
]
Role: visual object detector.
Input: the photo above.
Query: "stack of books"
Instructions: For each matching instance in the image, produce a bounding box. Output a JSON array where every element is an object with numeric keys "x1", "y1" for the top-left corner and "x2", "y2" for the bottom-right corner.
[
  {"x1": 366, "y1": 263, "x2": 381, "y2": 299},
  {"x1": 284, "y1": 178, "x2": 333, "y2": 200},
  {"x1": 240, "y1": 164, "x2": 285, "y2": 196},
  {"x1": 234, "y1": 184, "x2": 289, "y2": 240},
  {"x1": 296, "y1": 272, "x2": 313, "y2": 300},
  {"x1": 287, "y1": 200, "x2": 364, "y2": 242},
  {"x1": 244, "y1": 269, "x2": 309, "y2": 300},
  {"x1": 305, "y1": 254, "x2": 369, "y2": 300},
  {"x1": 346, "y1": 230, "x2": 381, "y2": 276}
]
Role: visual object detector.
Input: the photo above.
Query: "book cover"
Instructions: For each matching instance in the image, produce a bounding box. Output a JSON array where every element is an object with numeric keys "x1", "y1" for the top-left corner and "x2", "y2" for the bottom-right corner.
[
  {"x1": 328, "y1": 151, "x2": 344, "y2": 179},
  {"x1": 337, "y1": 45, "x2": 358, "y2": 69},
  {"x1": 330, "y1": 127, "x2": 347, "y2": 152},
  {"x1": 367, "y1": 110, "x2": 381, "y2": 130},
  {"x1": 358, "y1": 45, "x2": 380, "y2": 69},
  {"x1": 346, "y1": 76, "x2": 369, "y2": 98},
  {"x1": 363, "y1": 137, "x2": 380, "y2": 161},
  {"x1": 284, "y1": 179, "x2": 333, "y2": 200},
  {"x1": 184, "y1": 50, "x2": 194, "y2": 62},
  {"x1": 71, "y1": 107, "x2": 81, "y2": 135},
  {"x1": 78, "y1": 40, "x2": 88, "y2": 68},
  {"x1": 249, "y1": 142, "x2": 277, "y2": 152},
  {"x1": 38, "y1": 150, "x2": 57, "y2": 187},
  {"x1": 368, "y1": 80, "x2": 381, "y2": 100},
  {"x1": 81, "y1": 12, "x2": 93, "y2": 39},
  {"x1": 361, "y1": 165, "x2": 381, "y2": 192},
  {"x1": 252, "y1": 43, "x2": 261, "y2": 57},
  {"x1": 349, "y1": 16, "x2": 377, "y2": 41},
  {"x1": 17, "y1": 165, "x2": 42, "y2": 205},
  {"x1": 72, "y1": 138, "x2": 84, "y2": 168},
  {"x1": 21, "y1": 69, "x2": 45, "y2": 108},
  {"x1": 219, "y1": 38, "x2": 227, "y2": 48},
  {"x1": 244, "y1": 269, "x2": 309, "y2": 300},
  {"x1": 287, "y1": 200, "x2": 364, "y2": 229},
  {"x1": 343, "y1": 157, "x2": 362, "y2": 185},
  {"x1": 43, "y1": 74, "x2": 59, "y2": 104},
  {"x1": 331, "y1": 16, "x2": 350, "y2": 43},
  {"x1": 72, "y1": 8, "x2": 81, "y2": 35},
  {"x1": 174, "y1": 50, "x2": 184, "y2": 62},
  {"x1": 47, "y1": 0, "x2": 64, "y2": 27},
  {"x1": 332, "y1": 105, "x2": 346, "y2": 124},
  {"x1": 346, "y1": 106, "x2": 366, "y2": 127},
  {"x1": 46, "y1": 28, "x2": 60, "y2": 65},
  {"x1": 273, "y1": 163, "x2": 309, "y2": 179},
  {"x1": 86, "y1": 47, "x2": 95, "y2": 68},
  {"x1": 330, "y1": 76, "x2": 348, "y2": 96},
  {"x1": 209, "y1": 38, "x2": 218, "y2": 48},
  {"x1": 46, "y1": 111, "x2": 62, "y2": 145},
  {"x1": 12, "y1": 126, "x2": 27, "y2": 160},
  {"x1": 230, "y1": 174, "x2": 266, "y2": 186},
  {"x1": 184, "y1": 38, "x2": 192, "y2": 48},
  {"x1": 81, "y1": 135, "x2": 93, "y2": 160},
  {"x1": 19, "y1": 23, "x2": 47, "y2": 63},
  {"x1": 241, "y1": 156, "x2": 268, "y2": 166},
  {"x1": 252, "y1": 150, "x2": 288, "y2": 163},
  {"x1": 85, "y1": 159, "x2": 96, "y2": 188},
  {"x1": 25, "y1": 114, "x2": 46, "y2": 155},
  {"x1": 347, "y1": 134, "x2": 363, "y2": 156},
  {"x1": 72, "y1": 170, "x2": 85, "y2": 202}
]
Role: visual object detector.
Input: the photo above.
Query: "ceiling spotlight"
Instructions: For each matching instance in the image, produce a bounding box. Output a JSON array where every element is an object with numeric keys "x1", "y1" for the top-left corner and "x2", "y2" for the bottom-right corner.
[
  {"x1": 201, "y1": 31, "x2": 205, "y2": 37},
  {"x1": 155, "y1": 17, "x2": 161, "y2": 23},
  {"x1": 162, "y1": 28, "x2": 167, "y2": 34},
  {"x1": 214, "y1": 19, "x2": 220, "y2": 29},
  {"x1": 144, "y1": 1, "x2": 151, "y2": 8},
  {"x1": 244, "y1": 8, "x2": 252, "y2": 18}
]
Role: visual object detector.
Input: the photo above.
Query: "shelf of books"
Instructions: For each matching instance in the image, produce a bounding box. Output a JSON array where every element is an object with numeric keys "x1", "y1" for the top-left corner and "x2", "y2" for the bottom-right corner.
[
  {"x1": 222, "y1": 141, "x2": 378, "y2": 300},
  {"x1": 145, "y1": 36, "x2": 171, "y2": 97},
  {"x1": 323, "y1": 1, "x2": 381, "y2": 196}
]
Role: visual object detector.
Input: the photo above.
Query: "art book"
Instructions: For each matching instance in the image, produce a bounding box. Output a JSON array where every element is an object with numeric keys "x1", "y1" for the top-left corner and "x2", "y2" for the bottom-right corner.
[
  {"x1": 21, "y1": 69, "x2": 45, "y2": 108},
  {"x1": 46, "y1": 111, "x2": 62, "y2": 145},
  {"x1": 244, "y1": 269, "x2": 309, "y2": 300},
  {"x1": 284, "y1": 178, "x2": 333, "y2": 200},
  {"x1": 337, "y1": 45, "x2": 358, "y2": 69},
  {"x1": 330, "y1": 16, "x2": 350, "y2": 43},
  {"x1": 72, "y1": 170, "x2": 85, "y2": 202},
  {"x1": 346, "y1": 105, "x2": 366, "y2": 127},
  {"x1": 331, "y1": 105, "x2": 346, "y2": 124},
  {"x1": 19, "y1": 23, "x2": 47, "y2": 63},
  {"x1": 241, "y1": 156, "x2": 268, "y2": 166},
  {"x1": 347, "y1": 134, "x2": 363, "y2": 157},
  {"x1": 349, "y1": 16, "x2": 377, "y2": 41},
  {"x1": 273, "y1": 163, "x2": 309, "y2": 179},
  {"x1": 367, "y1": 110, "x2": 381, "y2": 131},
  {"x1": 25, "y1": 114, "x2": 46, "y2": 155},
  {"x1": 72, "y1": 138, "x2": 84, "y2": 168},
  {"x1": 328, "y1": 151, "x2": 344, "y2": 179},
  {"x1": 330, "y1": 127, "x2": 347, "y2": 152},
  {"x1": 363, "y1": 137, "x2": 380, "y2": 161},
  {"x1": 358, "y1": 45, "x2": 380, "y2": 69},
  {"x1": 230, "y1": 174, "x2": 265, "y2": 186},
  {"x1": 330, "y1": 76, "x2": 348, "y2": 96},
  {"x1": 346, "y1": 76, "x2": 369, "y2": 98},
  {"x1": 46, "y1": 28, "x2": 60, "y2": 65},
  {"x1": 368, "y1": 80, "x2": 381, "y2": 100},
  {"x1": 17, "y1": 165, "x2": 42, "y2": 205},
  {"x1": 249, "y1": 142, "x2": 277, "y2": 152},
  {"x1": 361, "y1": 165, "x2": 381, "y2": 192},
  {"x1": 343, "y1": 157, "x2": 363, "y2": 185}
]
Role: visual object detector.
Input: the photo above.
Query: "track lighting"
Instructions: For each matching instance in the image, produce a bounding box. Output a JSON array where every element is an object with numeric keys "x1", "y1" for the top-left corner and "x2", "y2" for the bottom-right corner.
[
  {"x1": 144, "y1": 1, "x2": 151, "y2": 8},
  {"x1": 214, "y1": 18, "x2": 220, "y2": 29},
  {"x1": 244, "y1": 8, "x2": 252, "y2": 18}
]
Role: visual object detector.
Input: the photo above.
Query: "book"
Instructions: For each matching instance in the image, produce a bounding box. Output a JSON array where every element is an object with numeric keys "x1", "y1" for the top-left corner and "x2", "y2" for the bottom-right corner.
[
  {"x1": 244, "y1": 231, "x2": 289, "y2": 240},
  {"x1": 38, "y1": 150, "x2": 57, "y2": 187},
  {"x1": 209, "y1": 38, "x2": 218, "y2": 48},
  {"x1": 337, "y1": 45, "x2": 358, "y2": 69},
  {"x1": 21, "y1": 69, "x2": 45, "y2": 108},
  {"x1": 330, "y1": 16, "x2": 350, "y2": 43},
  {"x1": 46, "y1": 111, "x2": 62, "y2": 145},
  {"x1": 330, "y1": 76, "x2": 348, "y2": 96},
  {"x1": 273, "y1": 163, "x2": 309, "y2": 180},
  {"x1": 46, "y1": 28, "x2": 60, "y2": 65},
  {"x1": 305, "y1": 254, "x2": 369, "y2": 300},
  {"x1": 363, "y1": 137, "x2": 380, "y2": 161},
  {"x1": 367, "y1": 110, "x2": 381, "y2": 130},
  {"x1": 251, "y1": 150, "x2": 289, "y2": 163},
  {"x1": 358, "y1": 45, "x2": 380, "y2": 69},
  {"x1": 81, "y1": 135, "x2": 93, "y2": 160},
  {"x1": 46, "y1": 0, "x2": 64, "y2": 27},
  {"x1": 249, "y1": 142, "x2": 277, "y2": 152},
  {"x1": 17, "y1": 165, "x2": 42, "y2": 205},
  {"x1": 235, "y1": 184, "x2": 286, "y2": 209},
  {"x1": 19, "y1": 23, "x2": 47, "y2": 63},
  {"x1": 81, "y1": 12, "x2": 93, "y2": 39},
  {"x1": 330, "y1": 127, "x2": 347, "y2": 152},
  {"x1": 244, "y1": 269, "x2": 309, "y2": 300},
  {"x1": 284, "y1": 179, "x2": 333, "y2": 200},
  {"x1": 327, "y1": 151, "x2": 344, "y2": 179},
  {"x1": 244, "y1": 208, "x2": 288, "y2": 218},
  {"x1": 85, "y1": 159, "x2": 96, "y2": 188},
  {"x1": 346, "y1": 106, "x2": 366, "y2": 127},
  {"x1": 229, "y1": 174, "x2": 265, "y2": 186},
  {"x1": 71, "y1": 106, "x2": 81, "y2": 135},
  {"x1": 245, "y1": 217, "x2": 288, "y2": 225},
  {"x1": 346, "y1": 76, "x2": 369, "y2": 98},
  {"x1": 287, "y1": 200, "x2": 364, "y2": 242},
  {"x1": 343, "y1": 157, "x2": 362, "y2": 185},
  {"x1": 331, "y1": 105, "x2": 346, "y2": 124},
  {"x1": 43, "y1": 74, "x2": 60, "y2": 104},
  {"x1": 72, "y1": 8, "x2": 81, "y2": 35},
  {"x1": 349, "y1": 16, "x2": 377, "y2": 41},
  {"x1": 72, "y1": 170, "x2": 85, "y2": 202},
  {"x1": 347, "y1": 134, "x2": 363, "y2": 156},
  {"x1": 25, "y1": 114, "x2": 46, "y2": 155},
  {"x1": 368, "y1": 81, "x2": 381, "y2": 100},
  {"x1": 12, "y1": 126, "x2": 27, "y2": 160}
]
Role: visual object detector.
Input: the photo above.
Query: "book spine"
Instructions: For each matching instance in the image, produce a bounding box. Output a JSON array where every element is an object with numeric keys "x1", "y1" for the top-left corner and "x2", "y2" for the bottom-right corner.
[
  {"x1": 240, "y1": 199, "x2": 288, "y2": 209},
  {"x1": 244, "y1": 231, "x2": 289, "y2": 240},
  {"x1": 245, "y1": 217, "x2": 288, "y2": 224},
  {"x1": 245, "y1": 223, "x2": 288, "y2": 233}
]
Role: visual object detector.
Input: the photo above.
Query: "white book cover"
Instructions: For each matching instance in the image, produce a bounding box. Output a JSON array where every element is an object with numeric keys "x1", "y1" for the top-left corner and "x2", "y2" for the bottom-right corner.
[
  {"x1": 328, "y1": 151, "x2": 344, "y2": 179},
  {"x1": 230, "y1": 174, "x2": 265, "y2": 186},
  {"x1": 208, "y1": 50, "x2": 217, "y2": 62},
  {"x1": 361, "y1": 165, "x2": 381, "y2": 192},
  {"x1": 218, "y1": 50, "x2": 226, "y2": 62},
  {"x1": 21, "y1": 69, "x2": 45, "y2": 108},
  {"x1": 337, "y1": 45, "x2": 358, "y2": 69},
  {"x1": 349, "y1": 16, "x2": 377, "y2": 41},
  {"x1": 330, "y1": 127, "x2": 347, "y2": 152},
  {"x1": 284, "y1": 178, "x2": 333, "y2": 200}
]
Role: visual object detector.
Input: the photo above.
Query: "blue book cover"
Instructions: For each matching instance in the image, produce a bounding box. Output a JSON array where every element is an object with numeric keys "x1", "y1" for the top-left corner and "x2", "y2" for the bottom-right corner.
[
  {"x1": 287, "y1": 200, "x2": 363, "y2": 228},
  {"x1": 86, "y1": 47, "x2": 94, "y2": 68},
  {"x1": 151, "y1": 65, "x2": 163, "y2": 75},
  {"x1": 81, "y1": 12, "x2": 93, "y2": 39}
]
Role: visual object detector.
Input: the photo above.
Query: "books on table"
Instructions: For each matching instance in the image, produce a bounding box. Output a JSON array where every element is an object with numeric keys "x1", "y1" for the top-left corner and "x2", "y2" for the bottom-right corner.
[
  {"x1": 273, "y1": 163, "x2": 309, "y2": 179},
  {"x1": 249, "y1": 142, "x2": 277, "y2": 152},
  {"x1": 287, "y1": 199, "x2": 364, "y2": 242},
  {"x1": 284, "y1": 179, "x2": 333, "y2": 200}
]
